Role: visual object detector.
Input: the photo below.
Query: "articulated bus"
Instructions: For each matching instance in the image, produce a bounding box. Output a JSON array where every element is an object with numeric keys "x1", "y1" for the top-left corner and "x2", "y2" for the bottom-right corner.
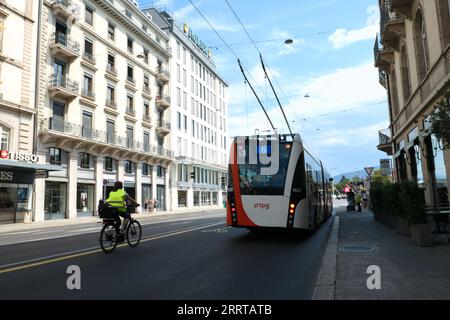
[{"x1": 227, "y1": 134, "x2": 333, "y2": 231}]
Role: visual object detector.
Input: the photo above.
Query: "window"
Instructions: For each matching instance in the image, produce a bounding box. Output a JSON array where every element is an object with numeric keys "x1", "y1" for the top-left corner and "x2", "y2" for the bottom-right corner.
[
  {"x1": 82, "y1": 111, "x2": 93, "y2": 138},
  {"x1": 183, "y1": 69, "x2": 187, "y2": 87},
  {"x1": 183, "y1": 92, "x2": 187, "y2": 110},
  {"x1": 108, "y1": 23, "x2": 115, "y2": 40},
  {"x1": 107, "y1": 85, "x2": 115, "y2": 106},
  {"x1": 437, "y1": 0, "x2": 450, "y2": 47},
  {"x1": 144, "y1": 75, "x2": 150, "y2": 92},
  {"x1": 144, "y1": 102, "x2": 150, "y2": 120},
  {"x1": 126, "y1": 126, "x2": 134, "y2": 148},
  {"x1": 177, "y1": 64, "x2": 181, "y2": 83},
  {"x1": 125, "y1": 9, "x2": 132, "y2": 19},
  {"x1": 127, "y1": 65, "x2": 134, "y2": 82},
  {"x1": 414, "y1": 10, "x2": 430, "y2": 81},
  {"x1": 82, "y1": 73, "x2": 93, "y2": 97},
  {"x1": 157, "y1": 166, "x2": 165, "y2": 178},
  {"x1": 104, "y1": 157, "x2": 114, "y2": 172},
  {"x1": 84, "y1": 38, "x2": 94, "y2": 61},
  {"x1": 80, "y1": 153, "x2": 90, "y2": 169},
  {"x1": 107, "y1": 54, "x2": 115, "y2": 72},
  {"x1": 177, "y1": 88, "x2": 181, "y2": 107},
  {"x1": 177, "y1": 112, "x2": 181, "y2": 130},
  {"x1": 127, "y1": 95, "x2": 134, "y2": 114},
  {"x1": 106, "y1": 120, "x2": 115, "y2": 144},
  {"x1": 85, "y1": 6, "x2": 94, "y2": 26},
  {"x1": 143, "y1": 49, "x2": 149, "y2": 64},
  {"x1": 143, "y1": 132, "x2": 150, "y2": 152},
  {"x1": 184, "y1": 115, "x2": 187, "y2": 133},
  {"x1": 0, "y1": 125, "x2": 9, "y2": 150},
  {"x1": 127, "y1": 36, "x2": 134, "y2": 53},
  {"x1": 400, "y1": 45, "x2": 411, "y2": 101},
  {"x1": 49, "y1": 148, "x2": 62, "y2": 165},
  {"x1": 124, "y1": 160, "x2": 133, "y2": 174},
  {"x1": 142, "y1": 163, "x2": 149, "y2": 176}
]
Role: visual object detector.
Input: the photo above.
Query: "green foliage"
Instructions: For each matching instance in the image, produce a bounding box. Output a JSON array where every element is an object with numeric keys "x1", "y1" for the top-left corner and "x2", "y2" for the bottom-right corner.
[
  {"x1": 399, "y1": 181, "x2": 426, "y2": 224},
  {"x1": 430, "y1": 91, "x2": 450, "y2": 149},
  {"x1": 369, "y1": 181, "x2": 425, "y2": 224}
]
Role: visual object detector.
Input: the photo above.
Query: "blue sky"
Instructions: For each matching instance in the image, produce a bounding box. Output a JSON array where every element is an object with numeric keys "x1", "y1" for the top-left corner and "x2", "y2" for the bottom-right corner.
[{"x1": 139, "y1": 0, "x2": 390, "y2": 176}]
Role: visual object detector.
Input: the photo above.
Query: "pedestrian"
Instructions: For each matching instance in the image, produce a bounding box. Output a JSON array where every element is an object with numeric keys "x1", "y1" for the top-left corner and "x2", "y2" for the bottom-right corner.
[
  {"x1": 347, "y1": 188, "x2": 355, "y2": 212},
  {"x1": 153, "y1": 198, "x2": 158, "y2": 213},
  {"x1": 355, "y1": 192, "x2": 362, "y2": 212}
]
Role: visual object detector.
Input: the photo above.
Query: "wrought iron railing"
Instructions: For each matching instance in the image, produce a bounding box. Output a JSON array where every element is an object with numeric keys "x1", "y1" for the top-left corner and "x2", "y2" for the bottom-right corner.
[
  {"x1": 50, "y1": 32, "x2": 80, "y2": 55},
  {"x1": 156, "y1": 95, "x2": 171, "y2": 104},
  {"x1": 48, "y1": 74, "x2": 79, "y2": 94},
  {"x1": 81, "y1": 88, "x2": 95, "y2": 99},
  {"x1": 54, "y1": 0, "x2": 72, "y2": 7},
  {"x1": 83, "y1": 51, "x2": 96, "y2": 64},
  {"x1": 157, "y1": 120, "x2": 171, "y2": 130},
  {"x1": 106, "y1": 64, "x2": 117, "y2": 76},
  {"x1": 105, "y1": 98, "x2": 117, "y2": 109},
  {"x1": 42, "y1": 118, "x2": 174, "y2": 158},
  {"x1": 378, "y1": 128, "x2": 392, "y2": 145}
]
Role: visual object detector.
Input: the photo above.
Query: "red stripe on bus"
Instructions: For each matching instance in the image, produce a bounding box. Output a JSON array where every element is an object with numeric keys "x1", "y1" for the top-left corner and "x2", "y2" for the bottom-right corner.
[{"x1": 229, "y1": 141, "x2": 257, "y2": 227}]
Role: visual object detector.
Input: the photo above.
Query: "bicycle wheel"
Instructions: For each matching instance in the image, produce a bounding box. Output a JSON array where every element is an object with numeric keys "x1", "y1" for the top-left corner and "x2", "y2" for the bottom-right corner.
[
  {"x1": 126, "y1": 220, "x2": 142, "y2": 247},
  {"x1": 100, "y1": 224, "x2": 118, "y2": 254}
]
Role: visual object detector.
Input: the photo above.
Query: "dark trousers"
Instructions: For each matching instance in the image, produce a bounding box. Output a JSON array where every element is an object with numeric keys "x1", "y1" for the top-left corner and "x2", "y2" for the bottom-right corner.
[{"x1": 114, "y1": 210, "x2": 131, "y2": 233}]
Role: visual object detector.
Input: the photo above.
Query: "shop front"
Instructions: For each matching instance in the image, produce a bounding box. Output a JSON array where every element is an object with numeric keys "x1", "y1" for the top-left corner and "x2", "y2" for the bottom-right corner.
[
  {"x1": 44, "y1": 181, "x2": 67, "y2": 220},
  {"x1": 0, "y1": 157, "x2": 61, "y2": 224},
  {"x1": 77, "y1": 183, "x2": 95, "y2": 217}
]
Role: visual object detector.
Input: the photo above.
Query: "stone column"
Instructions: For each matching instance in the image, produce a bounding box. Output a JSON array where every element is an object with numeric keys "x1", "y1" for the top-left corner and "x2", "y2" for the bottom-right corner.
[
  {"x1": 135, "y1": 163, "x2": 142, "y2": 213},
  {"x1": 33, "y1": 150, "x2": 48, "y2": 222},
  {"x1": 67, "y1": 152, "x2": 78, "y2": 219},
  {"x1": 95, "y1": 157, "x2": 104, "y2": 206}
]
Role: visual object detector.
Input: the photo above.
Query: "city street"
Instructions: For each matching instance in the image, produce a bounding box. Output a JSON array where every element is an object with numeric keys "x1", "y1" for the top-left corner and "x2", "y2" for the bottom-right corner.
[{"x1": 0, "y1": 209, "x2": 335, "y2": 300}]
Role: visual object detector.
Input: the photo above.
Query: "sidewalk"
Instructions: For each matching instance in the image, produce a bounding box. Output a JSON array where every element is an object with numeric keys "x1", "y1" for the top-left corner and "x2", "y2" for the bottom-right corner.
[
  {"x1": 0, "y1": 207, "x2": 226, "y2": 234},
  {"x1": 334, "y1": 207, "x2": 450, "y2": 300}
]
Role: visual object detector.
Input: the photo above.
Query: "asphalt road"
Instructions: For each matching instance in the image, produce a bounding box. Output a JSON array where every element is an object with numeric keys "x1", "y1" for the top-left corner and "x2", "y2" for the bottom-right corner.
[{"x1": 0, "y1": 208, "x2": 336, "y2": 300}]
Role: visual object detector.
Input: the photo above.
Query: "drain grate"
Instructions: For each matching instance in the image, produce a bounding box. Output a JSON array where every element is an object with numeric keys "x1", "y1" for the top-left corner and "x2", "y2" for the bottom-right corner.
[{"x1": 339, "y1": 245, "x2": 379, "y2": 254}]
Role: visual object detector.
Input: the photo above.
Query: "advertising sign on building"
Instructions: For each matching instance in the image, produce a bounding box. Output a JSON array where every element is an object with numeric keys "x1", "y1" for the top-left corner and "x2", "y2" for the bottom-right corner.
[{"x1": 380, "y1": 159, "x2": 391, "y2": 176}]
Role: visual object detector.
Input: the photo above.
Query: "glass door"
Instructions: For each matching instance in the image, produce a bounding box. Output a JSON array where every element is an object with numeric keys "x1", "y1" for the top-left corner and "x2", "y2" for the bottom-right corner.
[
  {"x1": 44, "y1": 182, "x2": 66, "y2": 220},
  {"x1": 157, "y1": 185, "x2": 166, "y2": 211}
]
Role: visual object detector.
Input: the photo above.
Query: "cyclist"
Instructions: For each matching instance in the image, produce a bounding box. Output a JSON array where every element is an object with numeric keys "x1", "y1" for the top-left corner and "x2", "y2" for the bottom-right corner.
[{"x1": 106, "y1": 181, "x2": 139, "y2": 240}]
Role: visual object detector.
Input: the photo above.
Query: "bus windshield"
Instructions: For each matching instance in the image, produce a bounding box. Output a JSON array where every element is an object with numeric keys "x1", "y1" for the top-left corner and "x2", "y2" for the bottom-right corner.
[{"x1": 238, "y1": 141, "x2": 292, "y2": 195}]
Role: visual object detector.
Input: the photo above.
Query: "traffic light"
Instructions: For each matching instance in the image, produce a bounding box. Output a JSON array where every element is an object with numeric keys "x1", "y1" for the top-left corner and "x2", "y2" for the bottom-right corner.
[
  {"x1": 221, "y1": 176, "x2": 226, "y2": 187},
  {"x1": 190, "y1": 172, "x2": 195, "y2": 180}
]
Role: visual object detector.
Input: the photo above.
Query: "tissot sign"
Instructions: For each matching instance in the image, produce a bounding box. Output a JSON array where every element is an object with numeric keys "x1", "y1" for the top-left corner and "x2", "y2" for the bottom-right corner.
[{"x1": 0, "y1": 150, "x2": 39, "y2": 163}]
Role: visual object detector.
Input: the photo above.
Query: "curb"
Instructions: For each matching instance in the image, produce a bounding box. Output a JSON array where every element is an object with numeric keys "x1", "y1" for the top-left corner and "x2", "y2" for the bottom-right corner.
[{"x1": 312, "y1": 215, "x2": 340, "y2": 300}]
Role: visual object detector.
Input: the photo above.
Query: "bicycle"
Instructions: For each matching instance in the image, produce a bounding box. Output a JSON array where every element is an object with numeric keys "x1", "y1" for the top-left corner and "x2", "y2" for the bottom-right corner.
[{"x1": 98, "y1": 201, "x2": 142, "y2": 254}]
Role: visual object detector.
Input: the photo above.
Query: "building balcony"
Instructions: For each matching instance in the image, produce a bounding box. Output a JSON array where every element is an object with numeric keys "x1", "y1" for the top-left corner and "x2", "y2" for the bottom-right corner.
[
  {"x1": 82, "y1": 51, "x2": 96, "y2": 65},
  {"x1": 380, "y1": 1, "x2": 405, "y2": 51},
  {"x1": 143, "y1": 85, "x2": 151, "y2": 96},
  {"x1": 105, "y1": 98, "x2": 117, "y2": 109},
  {"x1": 40, "y1": 118, "x2": 174, "y2": 161},
  {"x1": 156, "y1": 95, "x2": 170, "y2": 110},
  {"x1": 106, "y1": 65, "x2": 117, "y2": 77},
  {"x1": 377, "y1": 128, "x2": 393, "y2": 155},
  {"x1": 81, "y1": 88, "x2": 95, "y2": 101},
  {"x1": 389, "y1": 0, "x2": 413, "y2": 19},
  {"x1": 374, "y1": 34, "x2": 395, "y2": 72},
  {"x1": 48, "y1": 75, "x2": 79, "y2": 100},
  {"x1": 49, "y1": 32, "x2": 80, "y2": 60},
  {"x1": 156, "y1": 69, "x2": 170, "y2": 83},
  {"x1": 51, "y1": 0, "x2": 80, "y2": 23},
  {"x1": 156, "y1": 120, "x2": 171, "y2": 136}
]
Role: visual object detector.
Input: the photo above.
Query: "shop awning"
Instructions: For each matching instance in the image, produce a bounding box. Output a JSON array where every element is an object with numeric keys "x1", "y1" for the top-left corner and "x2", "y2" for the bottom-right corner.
[{"x1": 0, "y1": 159, "x2": 63, "y2": 172}]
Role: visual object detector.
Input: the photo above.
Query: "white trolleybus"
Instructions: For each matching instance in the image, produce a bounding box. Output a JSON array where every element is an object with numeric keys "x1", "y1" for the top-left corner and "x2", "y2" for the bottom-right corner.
[{"x1": 227, "y1": 134, "x2": 333, "y2": 231}]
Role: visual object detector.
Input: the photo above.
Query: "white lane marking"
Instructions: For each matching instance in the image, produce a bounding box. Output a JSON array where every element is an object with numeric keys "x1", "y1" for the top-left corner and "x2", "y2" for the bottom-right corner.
[
  {"x1": 67, "y1": 228, "x2": 99, "y2": 233},
  {"x1": 31, "y1": 230, "x2": 67, "y2": 235},
  {"x1": 0, "y1": 221, "x2": 225, "y2": 272},
  {"x1": 0, "y1": 214, "x2": 226, "y2": 247},
  {"x1": 0, "y1": 231, "x2": 33, "y2": 236}
]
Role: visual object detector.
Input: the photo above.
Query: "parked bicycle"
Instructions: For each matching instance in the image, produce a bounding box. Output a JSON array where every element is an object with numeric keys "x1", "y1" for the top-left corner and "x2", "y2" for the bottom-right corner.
[{"x1": 97, "y1": 201, "x2": 142, "y2": 254}]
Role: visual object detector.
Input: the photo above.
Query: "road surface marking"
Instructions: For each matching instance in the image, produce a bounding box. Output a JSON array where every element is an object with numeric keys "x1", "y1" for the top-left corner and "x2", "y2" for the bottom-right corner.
[
  {"x1": 67, "y1": 228, "x2": 99, "y2": 233},
  {"x1": 0, "y1": 222, "x2": 224, "y2": 275}
]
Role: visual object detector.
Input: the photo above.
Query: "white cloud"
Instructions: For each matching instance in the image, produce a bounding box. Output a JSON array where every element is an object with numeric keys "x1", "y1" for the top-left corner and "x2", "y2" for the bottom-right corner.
[
  {"x1": 228, "y1": 61, "x2": 388, "y2": 138},
  {"x1": 328, "y1": 5, "x2": 380, "y2": 49}
]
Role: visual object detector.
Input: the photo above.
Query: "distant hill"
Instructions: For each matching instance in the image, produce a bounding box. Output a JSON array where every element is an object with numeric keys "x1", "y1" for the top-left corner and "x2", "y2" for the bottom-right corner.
[{"x1": 333, "y1": 167, "x2": 380, "y2": 183}]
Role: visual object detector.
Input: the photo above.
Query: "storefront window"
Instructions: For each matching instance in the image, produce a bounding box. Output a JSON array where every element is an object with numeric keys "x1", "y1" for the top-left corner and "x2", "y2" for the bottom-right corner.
[
  {"x1": 142, "y1": 184, "x2": 152, "y2": 210},
  {"x1": 430, "y1": 134, "x2": 449, "y2": 204},
  {"x1": 77, "y1": 184, "x2": 94, "y2": 217},
  {"x1": 194, "y1": 191, "x2": 200, "y2": 206},
  {"x1": 0, "y1": 184, "x2": 32, "y2": 223},
  {"x1": 212, "y1": 192, "x2": 218, "y2": 205},
  {"x1": 178, "y1": 190, "x2": 187, "y2": 207},
  {"x1": 45, "y1": 182, "x2": 67, "y2": 220},
  {"x1": 409, "y1": 145, "x2": 424, "y2": 185}
]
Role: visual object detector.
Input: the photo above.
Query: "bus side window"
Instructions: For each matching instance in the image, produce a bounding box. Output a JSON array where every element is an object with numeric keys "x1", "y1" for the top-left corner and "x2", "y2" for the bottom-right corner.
[{"x1": 292, "y1": 155, "x2": 307, "y2": 199}]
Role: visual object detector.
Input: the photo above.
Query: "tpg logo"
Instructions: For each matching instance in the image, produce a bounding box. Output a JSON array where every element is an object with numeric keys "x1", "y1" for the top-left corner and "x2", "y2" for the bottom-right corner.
[{"x1": 254, "y1": 203, "x2": 270, "y2": 210}]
